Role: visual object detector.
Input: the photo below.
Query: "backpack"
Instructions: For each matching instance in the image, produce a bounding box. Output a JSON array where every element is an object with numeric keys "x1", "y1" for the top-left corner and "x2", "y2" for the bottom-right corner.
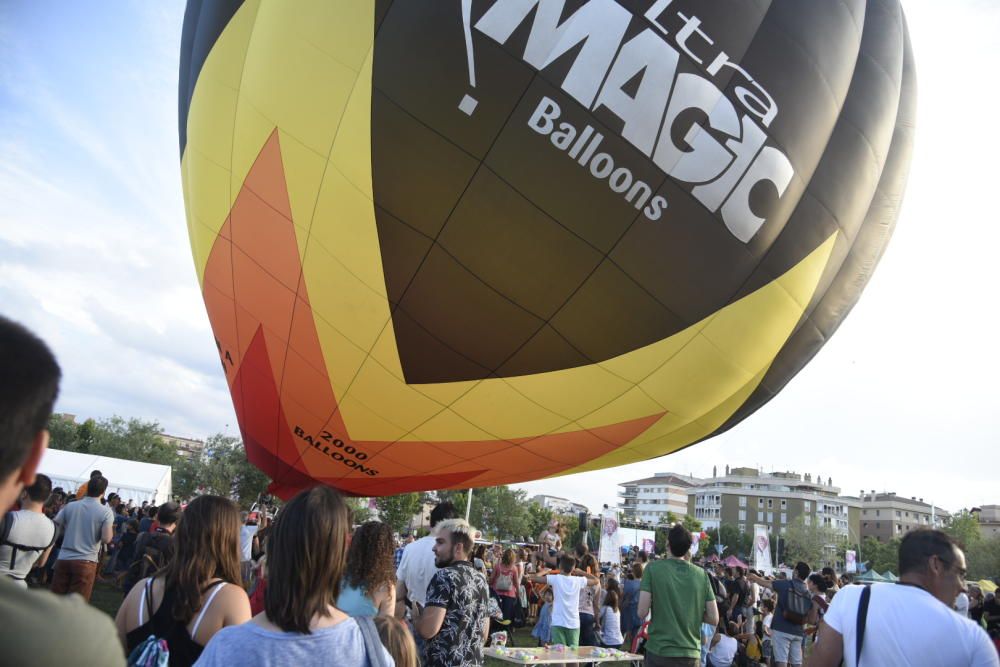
[
  {"x1": 127, "y1": 636, "x2": 169, "y2": 667},
  {"x1": 781, "y1": 580, "x2": 813, "y2": 625},
  {"x1": 495, "y1": 566, "x2": 514, "y2": 592},
  {"x1": 127, "y1": 579, "x2": 170, "y2": 667},
  {"x1": 1, "y1": 511, "x2": 56, "y2": 579},
  {"x1": 707, "y1": 572, "x2": 730, "y2": 616},
  {"x1": 126, "y1": 533, "x2": 173, "y2": 591}
]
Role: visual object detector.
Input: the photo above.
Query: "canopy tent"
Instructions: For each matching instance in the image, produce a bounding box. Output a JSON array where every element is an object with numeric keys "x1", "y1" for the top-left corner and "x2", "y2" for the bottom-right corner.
[
  {"x1": 723, "y1": 555, "x2": 748, "y2": 569},
  {"x1": 38, "y1": 449, "x2": 172, "y2": 505},
  {"x1": 881, "y1": 571, "x2": 899, "y2": 582},
  {"x1": 856, "y1": 570, "x2": 886, "y2": 582}
]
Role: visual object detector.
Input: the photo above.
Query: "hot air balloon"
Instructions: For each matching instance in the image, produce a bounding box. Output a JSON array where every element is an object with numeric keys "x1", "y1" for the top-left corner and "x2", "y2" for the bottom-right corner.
[{"x1": 178, "y1": 0, "x2": 915, "y2": 498}]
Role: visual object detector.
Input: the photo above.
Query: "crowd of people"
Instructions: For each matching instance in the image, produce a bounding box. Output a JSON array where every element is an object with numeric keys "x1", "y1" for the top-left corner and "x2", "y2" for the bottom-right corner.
[{"x1": 2, "y1": 320, "x2": 999, "y2": 667}]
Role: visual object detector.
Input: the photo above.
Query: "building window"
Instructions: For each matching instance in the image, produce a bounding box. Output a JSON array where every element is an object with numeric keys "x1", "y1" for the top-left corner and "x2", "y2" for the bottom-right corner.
[
  {"x1": 758, "y1": 498, "x2": 764, "y2": 508},
  {"x1": 739, "y1": 496, "x2": 747, "y2": 507},
  {"x1": 767, "y1": 512, "x2": 774, "y2": 523},
  {"x1": 862, "y1": 509, "x2": 867, "y2": 516},
  {"x1": 805, "y1": 501, "x2": 812, "y2": 512},
  {"x1": 876, "y1": 522, "x2": 880, "y2": 529},
  {"x1": 876, "y1": 510, "x2": 880, "y2": 517},
  {"x1": 781, "y1": 499, "x2": 787, "y2": 509},
  {"x1": 781, "y1": 513, "x2": 787, "y2": 524},
  {"x1": 805, "y1": 515, "x2": 811, "y2": 526},
  {"x1": 896, "y1": 511, "x2": 901, "y2": 519},
  {"x1": 757, "y1": 511, "x2": 764, "y2": 522},
  {"x1": 767, "y1": 499, "x2": 773, "y2": 509},
  {"x1": 739, "y1": 510, "x2": 747, "y2": 521},
  {"x1": 738, "y1": 523, "x2": 746, "y2": 533}
]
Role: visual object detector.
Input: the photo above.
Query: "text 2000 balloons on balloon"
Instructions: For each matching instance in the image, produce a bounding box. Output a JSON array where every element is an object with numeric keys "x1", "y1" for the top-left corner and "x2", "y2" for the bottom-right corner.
[{"x1": 179, "y1": 0, "x2": 914, "y2": 498}]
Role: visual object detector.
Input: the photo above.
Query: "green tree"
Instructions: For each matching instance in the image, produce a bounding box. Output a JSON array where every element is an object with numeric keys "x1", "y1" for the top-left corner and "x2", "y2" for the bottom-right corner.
[
  {"x1": 431, "y1": 486, "x2": 532, "y2": 541},
  {"x1": 859, "y1": 536, "x2": 901, "y2": 575},
  {"x1": 346, "y1": 498, "x2": 375, "y2": 524},
  {"x1": 527, "y1": 502, "x2": 555, "y2": 541},
  {"x1": 718, "y1": 524, "x2": 753, "y2": 559},
  {"x1": 47, "y1": 415, "x2": 177, "y2": 465},
  {"x1": 782, "y1": 516, "x2": 839, "y2": 568},
  {"x1": 945, "y1": 510, "x2": 983, "y2": 549},
  {"x1": 47, "y1": 415, "x2": 82, "y2": 451},
  {"x1": 965, "y1": 536, "x2": 1000, "y2": 580},
  {"x1": 172, "y1": 434, "x2": 271, "y2": 508},
  {"x1": 376, "y1": 493, "x2": 422, "y2": 534}
]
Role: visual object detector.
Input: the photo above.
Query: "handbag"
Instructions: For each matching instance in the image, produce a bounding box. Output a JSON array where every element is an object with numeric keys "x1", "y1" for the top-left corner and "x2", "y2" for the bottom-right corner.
[{"x1": 495, "y1": 568, "x2": 514, "y2": 592}]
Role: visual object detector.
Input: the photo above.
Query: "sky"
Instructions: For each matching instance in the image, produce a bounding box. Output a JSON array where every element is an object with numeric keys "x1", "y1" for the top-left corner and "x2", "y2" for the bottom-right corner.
[{"x1": 2, "y1": 1, "x2": 998, "y2": 516}]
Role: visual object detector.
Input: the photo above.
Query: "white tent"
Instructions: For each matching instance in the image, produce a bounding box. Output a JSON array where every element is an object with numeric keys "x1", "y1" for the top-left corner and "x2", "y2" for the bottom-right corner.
[{"x1": 38, "y1": 449, "x2": 172, "y2": 505}]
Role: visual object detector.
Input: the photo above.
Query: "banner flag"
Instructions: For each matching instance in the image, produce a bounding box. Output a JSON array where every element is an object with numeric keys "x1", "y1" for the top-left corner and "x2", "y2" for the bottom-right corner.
[
  {"x1": 753, "y1": 524, "x2": 773, "y2": 575},
  {"x1": 845, "y1": 549, "x2": 857, "y2": 573}
]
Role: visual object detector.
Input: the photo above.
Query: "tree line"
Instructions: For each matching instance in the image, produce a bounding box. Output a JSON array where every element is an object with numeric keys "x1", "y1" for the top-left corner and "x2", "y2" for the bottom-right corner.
[{"x1": 46, "y1": 415, "x2": 269, "y2": 509}]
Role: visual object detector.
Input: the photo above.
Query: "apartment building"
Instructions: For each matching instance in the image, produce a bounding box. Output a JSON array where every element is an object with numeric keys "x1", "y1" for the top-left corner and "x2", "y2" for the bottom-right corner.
[
  {"x1": 685, "y1": 466, "x2": 860, "y2": 539},
  {"x1": 532, "y1": 494, "x2": 590, "y2": 516},
  {"x1": 971, "y1": 505, "x2": 1000, "y2": 539},
  {"x1": 857, "y1": 491, "x2": 949, "y2": 542},
  {"x1": 158, "y1": 433, "x2": 207, "y2": 460},
  {"x1": 617, "y1": 473, "x2": 702, "y2": 523}
]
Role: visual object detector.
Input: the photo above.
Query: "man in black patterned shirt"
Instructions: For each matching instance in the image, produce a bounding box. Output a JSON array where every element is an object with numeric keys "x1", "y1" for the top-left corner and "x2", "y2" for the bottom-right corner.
[{"x1": 412, "y1": 518, "x2": 490, "y2": 667}]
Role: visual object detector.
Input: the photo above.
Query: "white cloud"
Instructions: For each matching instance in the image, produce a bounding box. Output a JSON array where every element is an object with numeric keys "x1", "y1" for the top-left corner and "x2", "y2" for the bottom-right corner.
[{"x1": 1, "y1": 1, "x2": 997, "y2": 514}]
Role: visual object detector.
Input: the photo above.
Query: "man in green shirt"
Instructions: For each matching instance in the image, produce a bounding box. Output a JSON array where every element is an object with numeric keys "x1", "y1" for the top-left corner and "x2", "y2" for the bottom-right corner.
[
  {"x1": 638, "y1": 524, "x2": 719, "y2": 666},
  {"x1": 0, "y1": 316, "x2": 125, "y2": 666}
]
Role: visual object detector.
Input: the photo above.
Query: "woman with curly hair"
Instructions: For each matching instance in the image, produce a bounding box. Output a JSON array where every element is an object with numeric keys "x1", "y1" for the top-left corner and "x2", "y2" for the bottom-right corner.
[{"x1": 336, "y1": 521, "x2": 397, "y2": 617}]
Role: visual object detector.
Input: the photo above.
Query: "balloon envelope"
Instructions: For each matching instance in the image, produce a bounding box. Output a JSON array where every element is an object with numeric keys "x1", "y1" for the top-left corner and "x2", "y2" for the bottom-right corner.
[{"x1": 179, "y1": 0, "x2": 914, "y2": 498}]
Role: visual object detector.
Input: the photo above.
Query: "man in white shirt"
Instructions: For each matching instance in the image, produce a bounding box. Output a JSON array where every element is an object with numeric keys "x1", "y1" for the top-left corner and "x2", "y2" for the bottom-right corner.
[
  {"x1": 395, "y1": 501, "x2": 459, "y2": 615},
  {"x1": 239, "y1": 512, "x2": 259, "y2": 587},
  {"x1": 0, "y1": 473, "x2": 56, "y2": 585},
  {"x1": 811, "y1": 529, "x2": 997, "y2": 667},
  {"x1": 526, "y1": 553, "x2": 600, "y2": 648}
]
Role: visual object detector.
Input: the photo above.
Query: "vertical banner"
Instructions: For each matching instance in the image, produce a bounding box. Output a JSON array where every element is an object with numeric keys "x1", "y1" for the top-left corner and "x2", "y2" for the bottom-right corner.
[
  {"x1": 845, "y1": 550, "x2": 857, "y2": 573},
  {"x1": 642, "y1": 537, "x2": 655, "y2": 555},
  {"x1": 689, "y1": 531, "x2": 701, "y2": 558},
  {"x1": 753, "y1": 524, "x2": 774, "y2": 575},
  {"x1": 598, "y1": 509, "x2": 622, "y2": 563}
]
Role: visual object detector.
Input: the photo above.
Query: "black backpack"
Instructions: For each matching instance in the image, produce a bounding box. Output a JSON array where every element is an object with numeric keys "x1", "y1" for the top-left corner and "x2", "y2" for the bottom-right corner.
[{"x1": 125, "y1": 532, "x2": 174, "y2": 590}]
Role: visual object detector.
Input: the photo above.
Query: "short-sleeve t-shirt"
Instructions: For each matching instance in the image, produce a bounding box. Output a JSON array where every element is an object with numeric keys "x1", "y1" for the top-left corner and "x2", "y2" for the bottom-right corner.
[
  {"x1": 193, "y1": 617, "x2": 394, "y2": 667},
  {"x1": 547, "y1": 574, "x2": 587, "y2": 629},
  {"x1": 396, "y1": 535, "x2": 437, "y2": 607},
  {"x1": 823, "y1": 583, "x2": 997, "y2": 667},
  {"x1": 53, "y1": 497, "x2": 113, "y2": 562},
  {"x1": 239, "y1": 525, "x2": 258, "y2": 561},
  {"x1": 770, "y1": 579, "x2": 805, "y2": 636},
  {"x1": 578, "y1": 582, "x2": 599, "y2": 615},
  {"x1": 0, "y1": 510, "x2": 56, "y2": 583},
  {"x1": 0, "y1": 575, "x2": 125, "y2": 666},
  {"x1": 734, "y1": 577, "x2": 751, "y2": 607},
  {"x1": 423, "y1": 560, "x2": 489, "y2": 667},
  {"x1": 640, "y1": 558, "x2": 714, "y2": 659}
]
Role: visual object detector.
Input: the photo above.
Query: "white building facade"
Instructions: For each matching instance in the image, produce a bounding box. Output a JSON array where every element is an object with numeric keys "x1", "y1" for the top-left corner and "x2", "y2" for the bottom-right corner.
[{"x1": 617, "y1": 473, "x2": 701, "y2": 524}]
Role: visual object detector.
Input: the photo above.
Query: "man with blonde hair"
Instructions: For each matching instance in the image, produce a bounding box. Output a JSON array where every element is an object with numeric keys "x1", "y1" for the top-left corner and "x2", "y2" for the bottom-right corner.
[{"x1": 412, "y1": 518, "x2": 490, "y2": 666}]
